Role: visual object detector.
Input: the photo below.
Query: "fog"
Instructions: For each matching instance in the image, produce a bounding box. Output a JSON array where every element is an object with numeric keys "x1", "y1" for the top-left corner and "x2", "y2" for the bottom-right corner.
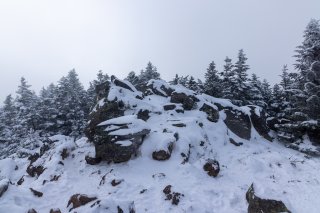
[{"x1": 0, "y1": 0, "x2": 319, "y2": 101}]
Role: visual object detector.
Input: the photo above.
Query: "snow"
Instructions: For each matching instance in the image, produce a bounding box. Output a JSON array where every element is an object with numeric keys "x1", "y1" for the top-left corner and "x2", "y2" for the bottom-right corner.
[{"x1": 115, "y1": 140, "x2": 133, "y2": 147}]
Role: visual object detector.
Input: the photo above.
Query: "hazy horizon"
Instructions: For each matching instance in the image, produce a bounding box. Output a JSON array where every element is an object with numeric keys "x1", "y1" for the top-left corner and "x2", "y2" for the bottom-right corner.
[{"x1": 1, "y1": 0, "x2": 319, "y2": 101}]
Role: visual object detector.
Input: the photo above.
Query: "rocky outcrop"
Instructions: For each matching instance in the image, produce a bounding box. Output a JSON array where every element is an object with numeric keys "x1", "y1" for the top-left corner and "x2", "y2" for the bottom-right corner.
[
  {"x1": 203, "y1": 159, "x2": 220, "y2": 177},
  {"x1": 246, "y1": 184, "x2": 291, "y2": 213},
  {"x1": 94, "y1": 116, "x2": 150, "y2": 163},
  {"x1": 249, "y1": 106, "x2": 273, "y2": 141},
  {"x1": 170, "y1": 92, "x2": 198, "y2": 110},
  {"x1": 224, "y1": 107, "x2": 251, "y2": 140},
  {"x1": 200, "y1": 103, "x2": 219, "y2": 122}
]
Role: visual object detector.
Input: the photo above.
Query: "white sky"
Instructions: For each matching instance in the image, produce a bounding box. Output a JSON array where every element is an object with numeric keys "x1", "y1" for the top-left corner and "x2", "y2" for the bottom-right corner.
[{"x1": 0, "y1": 0, "x2": 319, "y2": 101}]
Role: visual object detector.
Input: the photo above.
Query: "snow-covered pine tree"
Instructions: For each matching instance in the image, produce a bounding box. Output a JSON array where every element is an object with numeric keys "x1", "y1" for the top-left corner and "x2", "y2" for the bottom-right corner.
[
  {"x1": 186, "y1": 76, "x2": 198, "y2": 92},
  {"x1": 138, "y1": 62, "x2": 161, "y2": 84},
  {"x1": 56, "y1": 70, "x2": 89, "y2": 139},
  {"x1": 220, "y1": 56, "x2": 235, "y2": 100},
  {"x1": 295, "y1": 19, "x2": 320, "y2": 88},
  {"x1": 15, "y1": 77, "x2": 39, "y2": 135},
  {"x1": 247, "y1": 73, "x2": 264, "y2": 107},
  {"x1": 38, "y1": 83, "x2": 59, "y2": 135},
  {"x1": 231, "y1": 49, "x2": 250, "y2": 105},
  {"x1": 125, "y1": 71, "x2": 140, "y2": 86},
  {"x1": 169, "y1": 74, "x2": 180, "y2": 85},
  {"x1": 203, "y1": 61, "x2": 222, "y2": 97}
]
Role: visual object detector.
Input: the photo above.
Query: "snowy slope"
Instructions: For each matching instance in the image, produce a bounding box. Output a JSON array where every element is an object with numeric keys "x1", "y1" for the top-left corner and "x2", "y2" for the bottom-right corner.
[{"x1": 1, "y1": 81, "x2": 320, "y2": 213}]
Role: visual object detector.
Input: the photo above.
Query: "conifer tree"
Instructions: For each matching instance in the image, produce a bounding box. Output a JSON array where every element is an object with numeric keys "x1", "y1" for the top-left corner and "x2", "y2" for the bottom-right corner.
[
  {"x1": 204, "y1": 61, "x2": 221, "y2": 97},
  {"x1": 138, "y1": 62, "x2": 160, "y2": 84}
]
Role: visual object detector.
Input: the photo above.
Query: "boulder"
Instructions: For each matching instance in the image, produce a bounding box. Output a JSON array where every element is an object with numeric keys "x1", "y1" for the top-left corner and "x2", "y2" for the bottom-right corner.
[
  {"x1": 203, "y1": 159, "x2": 220, "y2": 177},
  {"x1": 246, "y1": 184, "x2": 291, "y2": 213},
  {"x1": 137, "y1": 109, "x2": 150, "y2": 121},
  {"x1": 146, "y1": 80, "x2": 174, "y2": 97},
  {"x1": 170, "y1": 92, "x2": 198, "y2": 110},
  {"x1": 30, "y1": 188, "x2": 43, "y2": 197},
  {"x1": 249, "y1": 106, "x2": 273, "y2": 141},
  {"x1": 111, "y1": 75, "x2": 135, "y2": 92},
  {"x1": 26, "y1": 165, "x2": 45, "y2": 178},
  {"x1": 49, "y1": 209, "x2": 62, "y2": 213},
  {"x1": 152, "y1": 142, "x2": 174, "y2": 161},
  {"x1": 224, "y1": 107, "x2": 251, "y2": 140},
  {"x1": 163, "y1": 104, "x2": 176, "y2": 111},
  {"x1": 0, "y1": 179, "x2": 9, "y2": 197},
  {"x1": 85, "y1": 99, "x2": 124, "y2": 142},
  {"x1": 27, "y1": 209, "x2": 37, "y2": 213},
  {"x1": 85, "y1": 156, "x2": 102, "y2": 165},
  {"x1": 94, "y1": 116, "x2": 150, "y2": 163},
  {"x1": 67, "y1": 194, "x2": 97, "y2": 211},
  {"x1": 200, "y1": 103, "x2": 219, "y2": 122}
]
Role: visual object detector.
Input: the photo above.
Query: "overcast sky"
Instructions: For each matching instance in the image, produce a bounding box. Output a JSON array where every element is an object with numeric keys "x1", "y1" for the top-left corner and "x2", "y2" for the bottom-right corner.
[{"x1": 0, "y1": 0, "x2": 319, "y2": 102}]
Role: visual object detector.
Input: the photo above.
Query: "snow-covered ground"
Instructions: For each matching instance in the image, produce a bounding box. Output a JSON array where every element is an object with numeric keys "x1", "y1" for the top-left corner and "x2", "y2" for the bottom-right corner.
[{"x1": 1, "y1": 126, "x2": 320, "y2": 212}]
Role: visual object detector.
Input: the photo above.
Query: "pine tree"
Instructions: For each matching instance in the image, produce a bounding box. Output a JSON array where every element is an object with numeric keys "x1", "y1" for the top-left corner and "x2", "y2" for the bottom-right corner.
[
  {"x1": 169, "y1": 74, "x2": 180, "y2": 85},
  {"x1": 15, "y1": 77, "x2": 39, "y2": 135},
  {"x1": 38, "y1": 83, "x2": 59, "y2": 135},
  {"x1": 231, "y1": 49, "x2": 250, "y2": 105},
  {"x1": 56, "y1": 70, "x2": 89, "y2": 138},
  {"x1": 125, "y1": 71, "x2": 139, "y2": 86},
  {"x1": 204, "y1": 61, "x2": 221, "y2": 97},
  {"x1": 220, "y1": 56, "x2": 235, "y2": 100},
  {"x1": 295, "y1": 19, "x2": 320, "y2": 87},
  {"x1": 279, "y1": 65, "x2": 291, "y2": 90},
  {"x1": 138, "y1": 62, "x2": 161, "y2": 84},
  {"x1": 247, "y1": 74, "x2": 264, "y2": 107}
]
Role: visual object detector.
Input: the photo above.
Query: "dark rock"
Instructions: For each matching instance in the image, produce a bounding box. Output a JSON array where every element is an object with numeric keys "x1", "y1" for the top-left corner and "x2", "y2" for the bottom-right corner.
[
  {"x1": 249, "y1": 106, "x2": 273, "y2": 141},
  {"x1": 140, "y1": 189, "x2": 147, "y2": 194},
  {"x1": 224, "y1": 107, "x2": 251, "y2": 140},
  {"x1": 17, "y1": 175, "x2": 24, "y2": 185},
  {"x1": 27, "y1": 209, "x2": 37, "y2": 213},
  {"x1": 94, "y1": 121, "x2": 150, "y2": 163},
  {"x1": 30, "y1": 188, "x2": 43, "y2": 197},
  {"x1": 267, "y1": 117, "x2": 279, "y2": 131},
  {"x1": 61, "y1": 148, "x2": 69, "y2": 160},
  {"x1": 164, "y1": 104, "x2": 176, "y2": 111},
  {"x1": 40, "y1": 142, "x2": 51, "y2": 156},
  {"x1": 28, "y1": 153, "x2": 40, "y2": 164},
  {"x1": 203, "y1": 159, "x2": 220, "y2": 177},
  {"x1": 85, "y1": 100, "x2": 124, "y2": 142},
  {"x1": 170, "y1": 92, "x2": 198, "y2": 110},
  {"x1": 146, "y1": 80, "x2": 174, "y2": 97},
  {"x1": 229, "y1": 138, "x2": 243, "y2": 146},
  {"x1": 111, "y1": 75, "x2": 135, "y2": 92},
  {"x1": 111, "y1": 179, "x2": 123, "y2": 186},
  {"x1": 67, "y1": 194, "x2": 97, "y2": 211},
  {"x1": 200, "y1": 103, "x2": 219, "y2": 122},
  {"x1": 163, "y1": 185, "x2": 184, "y2": 205},
  {"x1": 50, "y1": 209, "x2": 62, "y2": 213},
  {"x1": 0, "y1": 179, "x2": 9, "y2": 197},
  {"x1": 50, "y1": 175, "x2": 61, "y2": 182},
  {"x1": 137, "y1": 109, "x2": 150, "y2": 121},
  {"x1": 26, "y1": 165, "x2": 45, "y2": 177},
  {"x1": 85, "y1": 156, "x2": 102, "y2": 165},
  {"x1": 172, "y1": 123, "x2": 186, "y2": 127},
  {"x1": 175, "y1": 109, "x2": 184, "y2": 113},
  {"x1": 152, "y1": 142, "x2": 174, "y2": 161},
  {"x1": 95, "y1": 81, "x2": 111, "y2": 101},
  {"x1": 246, "y1": 183, "x2": 291, "y2": 213}
]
